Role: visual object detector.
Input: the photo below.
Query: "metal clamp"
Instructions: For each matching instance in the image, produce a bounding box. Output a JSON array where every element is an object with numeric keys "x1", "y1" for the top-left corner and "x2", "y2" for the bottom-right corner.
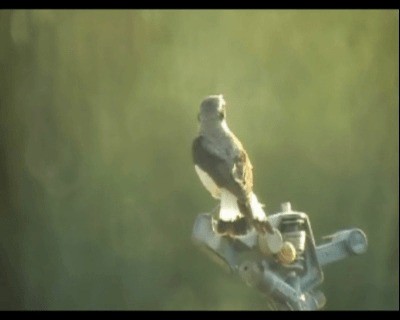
[{"x1": 192, "y1": 202, "x2": 368, "y2": 310}]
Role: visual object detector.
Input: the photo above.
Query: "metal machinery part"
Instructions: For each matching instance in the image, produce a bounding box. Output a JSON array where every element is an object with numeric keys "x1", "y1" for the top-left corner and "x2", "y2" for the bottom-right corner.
[{"x1": 192, "y1": 202, "x2": 368, "y2": 310}]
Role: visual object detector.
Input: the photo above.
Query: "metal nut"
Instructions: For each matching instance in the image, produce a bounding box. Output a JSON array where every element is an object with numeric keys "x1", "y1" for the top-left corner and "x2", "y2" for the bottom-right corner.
[{"x1": 277, "y1": 241, "x2": 297, "y2": 264}]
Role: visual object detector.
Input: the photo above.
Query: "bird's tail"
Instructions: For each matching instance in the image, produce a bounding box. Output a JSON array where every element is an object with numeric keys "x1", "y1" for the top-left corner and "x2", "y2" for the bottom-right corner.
[{"x1": 248, "y1": 192, "x2": 274, "y2": 234}]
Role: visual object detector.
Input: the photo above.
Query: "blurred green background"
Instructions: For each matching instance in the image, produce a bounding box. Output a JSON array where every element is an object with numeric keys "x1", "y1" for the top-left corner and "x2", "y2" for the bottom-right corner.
[{"x1": 0, "y1": 10, "x2": 398, "y2": 310}]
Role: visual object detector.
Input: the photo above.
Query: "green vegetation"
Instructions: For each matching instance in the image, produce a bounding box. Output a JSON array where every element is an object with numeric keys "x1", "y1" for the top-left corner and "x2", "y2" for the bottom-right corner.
[{"x1": 0, "y1": 10, "x2": 398, "y2": 310}]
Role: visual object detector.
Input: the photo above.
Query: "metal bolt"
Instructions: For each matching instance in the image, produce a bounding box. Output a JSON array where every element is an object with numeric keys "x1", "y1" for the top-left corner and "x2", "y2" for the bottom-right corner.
[{"x1": 281, "y1": 202, "x2": 292, "y2": 212}]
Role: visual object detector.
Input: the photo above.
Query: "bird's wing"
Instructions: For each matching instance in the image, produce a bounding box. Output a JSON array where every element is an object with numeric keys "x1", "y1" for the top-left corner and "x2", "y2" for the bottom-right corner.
[
  {"x1": 192, "y1": 136, "x2": 231, "y2": 188},
  {"x1": 232, "y1": 147, "x2": 253, "y2": 198},
  {"x1": 192, "y1": 136, "x2": 252, "y2": 202}
]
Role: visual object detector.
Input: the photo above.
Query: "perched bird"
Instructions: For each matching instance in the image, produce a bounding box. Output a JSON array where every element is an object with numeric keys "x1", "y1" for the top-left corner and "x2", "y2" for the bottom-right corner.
[{"x1": 192, "y1": 94, "x2": 274, "y2": 237}]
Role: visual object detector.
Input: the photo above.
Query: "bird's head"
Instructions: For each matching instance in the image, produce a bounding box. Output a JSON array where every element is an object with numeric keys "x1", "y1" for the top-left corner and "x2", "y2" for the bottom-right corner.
[{"x1": 198, "y1": 94, "x2": 227, "y2": 125}]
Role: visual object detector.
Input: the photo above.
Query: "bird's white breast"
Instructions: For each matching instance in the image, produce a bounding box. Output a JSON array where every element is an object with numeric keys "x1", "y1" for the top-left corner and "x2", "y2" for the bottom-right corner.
[{"x1": 194, "y1": 165, "x2": 221, "y2": 199}]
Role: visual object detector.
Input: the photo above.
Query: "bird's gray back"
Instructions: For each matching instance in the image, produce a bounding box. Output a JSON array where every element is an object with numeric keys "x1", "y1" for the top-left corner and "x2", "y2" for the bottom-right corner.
[{"x1": 201, "y1": 132, "x2": 242, "y2": 167}]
